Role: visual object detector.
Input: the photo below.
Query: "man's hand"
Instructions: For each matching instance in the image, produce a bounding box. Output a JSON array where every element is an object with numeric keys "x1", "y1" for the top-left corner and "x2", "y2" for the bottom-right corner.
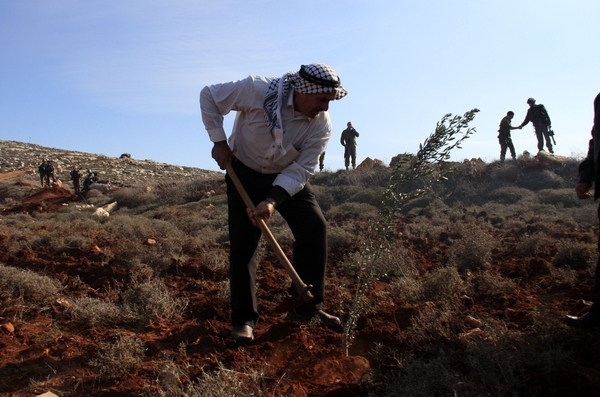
[
  {"x1": 211, "y1": 141, "x2": 233, "y2": 170},
  {"x1": 575, "y1": 182, "x2": 592, "y2": 199},
  {"x1": 246, "y1": 200, "x2": 276, "y2": 228}
]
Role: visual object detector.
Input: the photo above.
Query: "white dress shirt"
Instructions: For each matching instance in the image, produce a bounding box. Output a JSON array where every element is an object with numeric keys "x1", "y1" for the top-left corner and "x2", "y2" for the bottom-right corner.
[{"x1": 200, "y1": 75, "x2": 331, "y2": 196}]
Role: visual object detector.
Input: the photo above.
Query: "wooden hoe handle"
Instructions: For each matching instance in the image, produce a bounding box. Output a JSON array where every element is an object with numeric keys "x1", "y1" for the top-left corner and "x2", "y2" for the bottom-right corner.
[{"x1": 225, "y1": 162, "x2": 313, "y2": 302}]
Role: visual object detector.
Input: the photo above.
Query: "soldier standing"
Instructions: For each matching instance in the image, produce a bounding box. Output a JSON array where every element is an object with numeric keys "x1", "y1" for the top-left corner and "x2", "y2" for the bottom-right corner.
[
  {"x1": 340, "y1": 122, "x2": 359, "y2": 170},
  {"x1": 38, "y1": 160, "x2": 47, "y2": 187},
  {"x1": 70, "y1": 166, "x2": 83, "y2": 195},
  {"x1": 498, "y1": 111, "x2": 518, "y2": 161}
]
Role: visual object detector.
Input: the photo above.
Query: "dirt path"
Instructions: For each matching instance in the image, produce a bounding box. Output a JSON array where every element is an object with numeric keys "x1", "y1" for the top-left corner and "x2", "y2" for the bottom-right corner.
[{"x1": 0, "y1": 171, "x2": 27, "y2": 181}]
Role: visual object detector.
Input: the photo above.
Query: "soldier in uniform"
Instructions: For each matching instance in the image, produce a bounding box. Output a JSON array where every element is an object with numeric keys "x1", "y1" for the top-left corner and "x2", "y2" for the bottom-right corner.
[
  {"x1": 70, "y1": 166, "x2": 83, "y2": 195},
  {"x1": 340, "y1": 122, "x2": 360, "y2": 170}
]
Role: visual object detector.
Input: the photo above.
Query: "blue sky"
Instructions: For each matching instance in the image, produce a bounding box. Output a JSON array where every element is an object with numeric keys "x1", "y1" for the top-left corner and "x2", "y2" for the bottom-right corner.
[{"x1": 1, "y1": 1, "x2": 599, "y2": 172}]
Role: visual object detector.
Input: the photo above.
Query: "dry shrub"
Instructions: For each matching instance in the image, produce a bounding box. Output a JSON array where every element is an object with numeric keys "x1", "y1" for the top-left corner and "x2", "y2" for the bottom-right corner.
[
  {"x1": 348, "y1": 187, "x2": 385, "y2": 206},
  {"x1": 408, "y1": 304, "x2": 465, "y2": 346},
  {"x1": 448, "y1": 226, "x2": 496, "y2": 272},
  {"x1": 327, "y1": 226, "x2": 358, "y2": 250},
  {"x1": 154, "y1": 177, "x2": 224, "y2": 205},
  {"x1": 121, "y1": 279, "x2": 189, "y2": 324},
  {"x1": 326, "y1": 201, "x2": 378, "y2": 223},
  {"x1": 0, "y1": 263, "x2": 61, "y2": 305},
  {"x1": 151, "y1": 361, "x2": 268, "y2": 397},
  {"x1": 312, "y1": 184, "x2": 362, "y2": 211},
  {"x1": 550, "y1": 266, "x2": 579, "y2": 289},
  {"x1": 537, "y1": 188, "x2": 585, "y2": 208},
  {"x1": 66, "y1": 296, "x2": 140, "y2": 326},
  {"x1": 553, "y1": 240, "x2": 595, "y2": 270},
  {"x1": 515, "y1": 232, "x2": 552, "y2": 256},
  {"x1": 89, "y1": 334, "x2": 145, "y2": 378},
  {"x1": 485, "y1": 186, "x2": 535, "y2": 205},
  {"x1": 421, "y1": 266, "x2": 465, "y2": 304},
  {"x1": 387, "y1": 275, "x2": 423, "y2": 304},
  {"x1": 469, "y1": 271, "x2": 516, "y2": 301},
  {"x1": 376, "y1": 318, "x2": 574, "y2": 397},
  {"x1": 111, "y1": 186, "x2": 158, "y2": 209},
  {"x1": 516, "y1": 168, "x2": 566, "y2": 190},
  {"x1": 200, "y1": 249, "x2": 229, "y2": 273}
]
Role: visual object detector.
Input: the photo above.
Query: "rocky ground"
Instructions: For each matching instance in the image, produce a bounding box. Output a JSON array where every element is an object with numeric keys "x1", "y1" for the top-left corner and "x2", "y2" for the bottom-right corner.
[
  {"x1": 0, "y1": 140, "x2": 221, "y2": 188},
  {"x1": 1, "y1": 140, "x2": 600, "y2": 396}
]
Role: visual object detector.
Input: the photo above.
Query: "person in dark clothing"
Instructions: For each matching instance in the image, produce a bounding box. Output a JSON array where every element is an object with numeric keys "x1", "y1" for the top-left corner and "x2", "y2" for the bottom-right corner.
[
  {"x1": 340, "y1": 121, "x2": 359, "y2": 170},
  {"x1": 498, "y1": 111, "x2": 518, "y2": 161},
  {"x1": 45, "y1": 161, "x2": 55, "y2": 185},
  {"x1": 318, "y1": 151, "x2": 325, "y2": 171},
  {"x1": 518, "y1": 97, "x2": 553, "y2": 154},
  {"x1": 82, "y1": 169, "x2": 98, "y2": 193},
  {"x1": 38, "y1": 159, "x2": 54, "y2": 187},
  {"x1": 565, "y1": 92, "x2": 600, "y2": 329},
  {"x1": 70, "y1": 166, "x2": 83, "y2": 195},
  {"x1": 38, "y1": 160, "x2": 47, "y2": 187}
]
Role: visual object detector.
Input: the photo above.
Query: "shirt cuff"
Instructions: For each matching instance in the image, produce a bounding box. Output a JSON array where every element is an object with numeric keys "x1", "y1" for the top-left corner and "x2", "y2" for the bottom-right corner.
[{"x1": 207, "y1": 127, "x2": 227, "y2": 143}]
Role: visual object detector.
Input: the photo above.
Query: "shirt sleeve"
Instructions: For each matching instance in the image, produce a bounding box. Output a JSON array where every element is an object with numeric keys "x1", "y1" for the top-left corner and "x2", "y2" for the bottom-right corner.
[
  {"x1": 273, "y1": 117, "x2": 332, "y2": 197},
  {"x1": 199, "y1": 76, "x2": 254, "y2": 142}
]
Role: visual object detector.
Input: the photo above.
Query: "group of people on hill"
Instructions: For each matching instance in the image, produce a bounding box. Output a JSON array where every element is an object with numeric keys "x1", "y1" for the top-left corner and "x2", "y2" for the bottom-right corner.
[
  {"x1": 497, "y1": 97, "x2": 554, "y2": 161},
  {"x1": 37, "y1": 159, "x2": 56, "y2": 187},
  {"x1": 38, "y1": 159, "x2": 97, "y2": 196},
  {"x1": 198, "y1": 61, "x2": 600, "y2": 343}
]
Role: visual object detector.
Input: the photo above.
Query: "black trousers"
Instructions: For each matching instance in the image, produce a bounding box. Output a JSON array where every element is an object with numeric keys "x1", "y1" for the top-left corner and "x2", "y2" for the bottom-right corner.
[
  {"x1": 226, "y1": 158, "x2": 327, "y2": 327},
  {"x1": 592, "y1": 204, "x2": 600, "y2": 313},
  {"x1": 534, "y1": 124, "x2": 553, "y2": 152},
  {"x1": 499, "y1": 136, "x2": 516, "y2": 161}
]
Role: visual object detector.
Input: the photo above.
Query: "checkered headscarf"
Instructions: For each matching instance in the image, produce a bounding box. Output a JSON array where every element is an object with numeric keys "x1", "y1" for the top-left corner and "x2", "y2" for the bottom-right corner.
[{"x1": 264, "y1": 63, "x2": 347, "y2": 154}]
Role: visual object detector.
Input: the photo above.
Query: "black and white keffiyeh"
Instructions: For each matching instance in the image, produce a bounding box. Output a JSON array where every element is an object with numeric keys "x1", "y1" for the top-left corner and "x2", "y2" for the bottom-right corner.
[{"x1": 264, "y1": 63, "x2": 347, "y2": 154}]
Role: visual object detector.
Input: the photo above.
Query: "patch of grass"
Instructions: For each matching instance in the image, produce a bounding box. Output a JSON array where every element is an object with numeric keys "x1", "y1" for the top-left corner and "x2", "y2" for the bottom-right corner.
[{"x1": 89, "y1": 334, "x2": 145, "y2": 378}]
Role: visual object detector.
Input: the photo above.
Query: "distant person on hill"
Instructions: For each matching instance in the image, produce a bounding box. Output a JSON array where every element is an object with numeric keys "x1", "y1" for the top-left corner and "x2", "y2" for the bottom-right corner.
[
  {"x1": 318, "y1": 151, "x2": 325, "y2": 171},
  {"x1": 200, "y1": 63, "x2": 347, "y2": 343},
  {"x1": 38, "y1": 160, "x2": 47, "y2": 187},
  {"x1": 45, "y1": 161, "x2": 55, "y2": 185},
  {"x1": 498, "y1": 111, "x2": 518, "y2": 162},
  {"x1": 70, "y1": 166, "x2": 83, "y2": 195},
  {"x1": 340, "y1": 121, "x2": 359, "y2": 170},
  {"x1": 38, "y1": 159, "x2": 54, "y2": 187},
  {"x1": 82, "y1": 169, "x2": 98, "y2": 193},
  {"x1": 565, "y1": 92, "x2": 600, "y2": 329},
  {"x1": 518, "y1": 97, "x2": 553, "y2": 154}
]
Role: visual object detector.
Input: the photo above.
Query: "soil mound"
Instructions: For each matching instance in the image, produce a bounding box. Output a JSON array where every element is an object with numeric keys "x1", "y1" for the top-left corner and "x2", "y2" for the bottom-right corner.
[{"x1": 3, "y1": 185, "x2": 75, "y2": 214}]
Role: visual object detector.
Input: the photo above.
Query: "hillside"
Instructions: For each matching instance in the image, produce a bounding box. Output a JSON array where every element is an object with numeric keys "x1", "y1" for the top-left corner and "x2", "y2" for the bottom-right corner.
[{"x1": 1, "y1": 140, "x2": 600, "y2": 396}]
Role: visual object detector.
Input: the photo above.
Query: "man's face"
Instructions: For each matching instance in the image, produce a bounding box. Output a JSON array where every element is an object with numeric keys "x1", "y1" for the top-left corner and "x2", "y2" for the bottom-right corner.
[{"x1": 294, "y1": 92, "x2": 336, "y2": 118}]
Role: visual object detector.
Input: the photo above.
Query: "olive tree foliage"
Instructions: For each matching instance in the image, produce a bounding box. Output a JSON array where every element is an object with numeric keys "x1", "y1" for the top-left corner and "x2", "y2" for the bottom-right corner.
[{"x1": 342, "y1": 109, "x2": 480, "y2": 355}]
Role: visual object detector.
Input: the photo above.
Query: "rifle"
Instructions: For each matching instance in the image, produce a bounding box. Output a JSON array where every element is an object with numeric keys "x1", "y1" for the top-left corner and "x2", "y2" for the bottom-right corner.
[{"x1": 549, "y1": 129, "x2": 556, "y2": 145}]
